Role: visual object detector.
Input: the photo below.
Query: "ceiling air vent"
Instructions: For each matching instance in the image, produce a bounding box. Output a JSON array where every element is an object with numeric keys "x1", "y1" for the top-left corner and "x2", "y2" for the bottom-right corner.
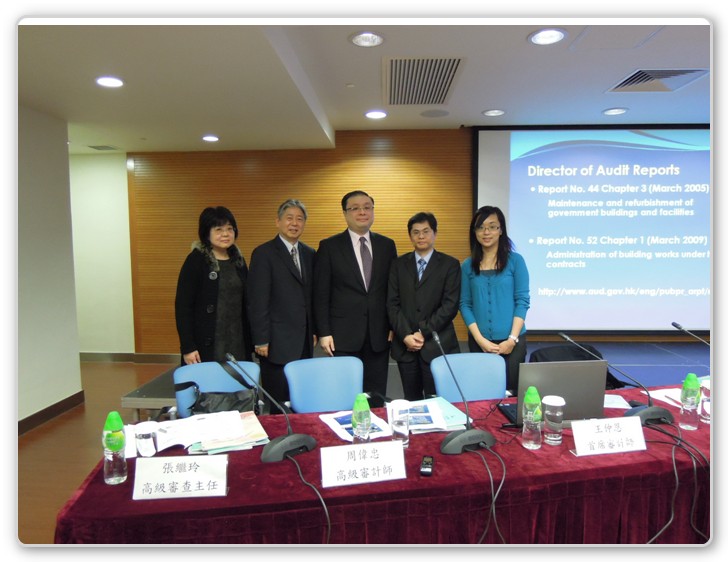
[
  {"x1": 385, "y1": 58, "x2": 462, "y2": 105},
  {"x1": 609, "y1": 69, "x2": 708, "y2": 93},
  {"x1": 88, "y1": 145, "x2": 119, "y2": 151}
]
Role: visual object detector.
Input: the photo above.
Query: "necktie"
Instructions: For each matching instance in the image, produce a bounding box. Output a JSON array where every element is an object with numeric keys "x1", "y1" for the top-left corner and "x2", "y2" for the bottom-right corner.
[
  {"x1": 291, "y1": 246, "x2": 302, "y2": 278},
  {"x1": 360, "y1": 237, "x2": 372, "y2": 290},
  {"x1": 417, "y1": 258, "x2": 426, "y2": 281}
]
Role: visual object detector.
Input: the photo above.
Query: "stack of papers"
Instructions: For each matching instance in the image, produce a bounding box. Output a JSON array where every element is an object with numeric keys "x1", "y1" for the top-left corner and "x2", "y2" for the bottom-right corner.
[
  {"x1": 319, "y1": 397, "x2": 471, "y2": 442},
  {"x1": 407, "y1": 397, "x2": 468, "y2": 434},
  {"x1": 126, "y1": 411, "x2": 269, "y2": 456},
  {"x1": 189, "y1": 411, "x2": 270, "y2": 454}
]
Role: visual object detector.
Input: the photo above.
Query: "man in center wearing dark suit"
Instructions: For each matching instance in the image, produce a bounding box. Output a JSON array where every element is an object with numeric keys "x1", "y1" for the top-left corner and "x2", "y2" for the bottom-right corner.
[
  {"x1": 387, "y1": 212, "x2": 461, "y2": 401},
  {"x1": 313, "y1": 190, "x2": 397, "y2": 407},
  {"x1": 248, "y1": 199, "x2": 315, "y2": 414}
]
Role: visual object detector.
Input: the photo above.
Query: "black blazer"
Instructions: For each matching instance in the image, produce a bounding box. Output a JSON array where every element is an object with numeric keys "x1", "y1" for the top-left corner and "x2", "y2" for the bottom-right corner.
[
  {"x1": 313, "y1": 230, "x2": 397, "y2": 353},
  {"x1": 387, "y1": 249, "x2": 461, "y2": 363},
  {"x1": 247, "y1": 236, "x2": 315, "y2": 365},
  {"x1": 174, "y1": 243, "x2": 252, "y2": 363}
]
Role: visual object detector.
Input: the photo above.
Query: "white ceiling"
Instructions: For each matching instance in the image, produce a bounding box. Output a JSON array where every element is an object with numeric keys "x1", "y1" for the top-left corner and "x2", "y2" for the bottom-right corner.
[{"x1": 17, "y1": 20, "x2": 711, "y2": 156}]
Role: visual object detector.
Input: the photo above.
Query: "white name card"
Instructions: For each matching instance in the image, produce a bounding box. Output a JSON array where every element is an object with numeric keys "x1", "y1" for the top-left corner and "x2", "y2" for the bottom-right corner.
[
  {"x1": 132, "y1": 455, "x2": 228, "y2": 500},
  {"x1": 320, "y1": 440, "x2": 406, "y2": 488},
  {"x1": 571, "y1": 416, "x2": 646, "y2": 457}
]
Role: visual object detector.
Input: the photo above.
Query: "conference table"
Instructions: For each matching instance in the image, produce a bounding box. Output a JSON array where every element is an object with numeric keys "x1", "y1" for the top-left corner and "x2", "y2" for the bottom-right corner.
[{"x1": 55, "y1": 387, "x2": 710, "y2": 544}]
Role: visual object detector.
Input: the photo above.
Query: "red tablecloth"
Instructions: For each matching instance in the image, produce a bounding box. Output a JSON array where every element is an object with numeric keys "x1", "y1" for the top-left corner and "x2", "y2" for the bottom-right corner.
[{"x1": 55, "y1": 388, "x2": 711, "y2": 544}]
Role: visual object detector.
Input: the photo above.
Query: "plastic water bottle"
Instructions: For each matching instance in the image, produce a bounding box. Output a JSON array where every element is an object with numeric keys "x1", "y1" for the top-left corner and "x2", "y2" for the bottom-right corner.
[
  {"x1": 102, "y1": 411, "x2": 128, "y2": 485},
  {"x1": 679, "y1": 373, "x2": 700, "y2": 431},
  {"x1": 522, "y1": 386, "x2": 542, "y2": 450},
  {"x1": 351, "y1": 393, "x2": 372, "y2": 444}
]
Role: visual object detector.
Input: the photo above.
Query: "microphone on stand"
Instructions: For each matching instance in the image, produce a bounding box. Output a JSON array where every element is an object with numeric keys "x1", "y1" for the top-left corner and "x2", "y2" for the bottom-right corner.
[
  {"x1": 432, "y1": 331, "x2": 496, "y2": 454},
  {"x1": 671, "y1": 322, "x2": 711, "y2": 347},
  {"x1": 556, "y1": 333, "x2": 673, "y2": 426},
  {"x1": 226, "y1": 353, "x2": 316, "y2": 462}
]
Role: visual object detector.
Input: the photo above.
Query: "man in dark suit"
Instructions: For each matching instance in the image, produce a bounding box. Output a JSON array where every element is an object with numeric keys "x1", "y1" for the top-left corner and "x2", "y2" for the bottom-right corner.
[
  {"x1": 248, "y1": 199, "x2": 315, "y2": 414},
  {"x1": 387, "y1": 212, "x2": 461, "y2": 400},
  {"x1": 314, "y1": 190, "x2": 397, "y2": 407}
]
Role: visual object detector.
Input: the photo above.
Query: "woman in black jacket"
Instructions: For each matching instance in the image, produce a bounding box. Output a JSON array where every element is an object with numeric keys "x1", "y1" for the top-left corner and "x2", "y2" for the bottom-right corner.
[{"x1": 174, "y1": 206, "x2": 252, "y2": 365}]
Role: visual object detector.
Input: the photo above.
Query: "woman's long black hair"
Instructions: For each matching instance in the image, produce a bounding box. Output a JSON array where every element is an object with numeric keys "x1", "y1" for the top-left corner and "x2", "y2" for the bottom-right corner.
[{"x1": 469, "y1": 206, "x2": 513, "y2": 275}]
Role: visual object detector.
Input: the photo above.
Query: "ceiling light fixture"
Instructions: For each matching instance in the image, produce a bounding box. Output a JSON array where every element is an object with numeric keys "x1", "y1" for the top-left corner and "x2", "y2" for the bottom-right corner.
[
  {"x1": 528, "y1": 28, "x2": 567, "y2": 46},
  {"x1": 482, "y1": 109, "x2": 505, "y2": 117},
  {"x1": 96, "y1": 76, "x2": 124, "y2": 88},
  {"x1": 202, "y1": 135, "x2": 219, "y2": 142},
  {"x1": 603, "y1": 107, "x2": 628, "y2": 116},
  {"x1": 350, "y1": 32, "x2": 384, "y2": 47},
  {"x1": 365, "y1": 110, "x2": 387, "y2": 120}
]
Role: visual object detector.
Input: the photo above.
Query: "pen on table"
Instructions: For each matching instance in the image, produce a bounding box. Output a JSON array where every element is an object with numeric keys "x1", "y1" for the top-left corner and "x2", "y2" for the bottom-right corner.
[{"x1": 663, "y1": 395, "x2": 683, "y2": 408}]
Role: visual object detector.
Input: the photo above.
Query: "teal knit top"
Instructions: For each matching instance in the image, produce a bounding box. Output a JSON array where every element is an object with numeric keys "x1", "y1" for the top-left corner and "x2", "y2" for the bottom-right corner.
[{"x1": 460, "y1": 253, "x2": 530, "y2": 341}]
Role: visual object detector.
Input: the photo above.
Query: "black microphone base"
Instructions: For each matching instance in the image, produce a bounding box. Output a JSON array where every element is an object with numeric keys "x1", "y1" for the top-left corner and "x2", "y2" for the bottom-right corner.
[
  {"x1": 624, "y1": 405, "x2": 674, "y2": 426},
  {"x1": 440, "y1": 428, "x2": 496, "y2": 454},
  {"x1": 261, "y1": 433, "x2": 317, "y2": 463}
]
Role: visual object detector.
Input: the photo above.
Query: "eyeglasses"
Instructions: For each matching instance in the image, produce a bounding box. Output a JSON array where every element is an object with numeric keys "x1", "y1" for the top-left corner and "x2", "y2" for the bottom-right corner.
[
  {"x1": 475, "y1": 224, "x2": 501, "y2": 233},
  {"x1": 212, "y1": 226, "x2": 236, "y2": 235},
  {"x1": 346, "y1": 205, "x2": 374, "y2": 213}
]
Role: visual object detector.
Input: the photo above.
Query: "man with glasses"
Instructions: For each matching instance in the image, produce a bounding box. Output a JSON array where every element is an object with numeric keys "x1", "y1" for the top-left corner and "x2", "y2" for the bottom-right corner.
[
  {"x1": 387, "y1": 212, "x2": 461, "y2": 401},
  {"x1": 313, "y1": 190, "x2": 397, "y2": 407}
]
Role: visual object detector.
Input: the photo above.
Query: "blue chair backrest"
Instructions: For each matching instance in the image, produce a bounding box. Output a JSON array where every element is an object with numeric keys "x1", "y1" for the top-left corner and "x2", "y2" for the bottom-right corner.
[
  {"x1": 430, "y1": 353, "x2": 506, "y2": 402},
  {"x1": 173, "y1": 361, "x2": 260, "y2": 418},
  {"x1": 284, "y1": 356, "x2": 364, "y2": 413}
]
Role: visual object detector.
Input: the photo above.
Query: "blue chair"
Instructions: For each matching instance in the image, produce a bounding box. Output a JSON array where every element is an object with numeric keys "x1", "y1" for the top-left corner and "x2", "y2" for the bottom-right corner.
[
  {"x1": 173, "y1": 361, "x2": 261, "y2": 418},
  {"x1": 430, "y1": 353, "x2": 506, "y2": 402},
  {"x1": 284, "y1": 356, "x2": 364, "y2": 413}
]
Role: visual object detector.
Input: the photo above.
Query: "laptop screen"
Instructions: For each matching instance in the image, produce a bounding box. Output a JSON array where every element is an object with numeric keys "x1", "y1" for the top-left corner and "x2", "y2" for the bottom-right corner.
[{"x1": 511, "y1": 360, "x2": 608, "y2": 426}]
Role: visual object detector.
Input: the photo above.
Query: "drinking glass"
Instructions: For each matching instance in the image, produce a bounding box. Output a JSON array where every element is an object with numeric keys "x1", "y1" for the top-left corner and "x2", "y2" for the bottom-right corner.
[
  {"x1": 389, "y1": 399, "x2": 410, "y2": 448},
  {"x1": 134, "y1": 421, "x2": 157, "y2": 457},
  {"x1": 542, "y1": 395, "x2": 565, "y2": 446},
  {"x1": 699, "y1": 380, "x2": 710, "y2": 424}
]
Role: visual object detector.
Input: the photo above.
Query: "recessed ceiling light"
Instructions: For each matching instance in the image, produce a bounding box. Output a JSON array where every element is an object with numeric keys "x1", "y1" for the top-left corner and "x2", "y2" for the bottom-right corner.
[
  {"x1": 482, "y1": 109, "x2": 505, "y2": 117},
  {"x1": 365, "y1": 110, "x2": 387, "y2": 120},
  {"x1": 603, "y1": 107, "x2": 628, "y2": 116},
  {"x1": 528, "y1": 28, "x2": 567, "y2": 46},
  {"x1": 96, "y1": 76, "x2": 124, "y2": 88},
  {"x1": 350, "y1": 32, "x2": 384, "y2": 47},
  {"x1": 202, "y1": 135, "x2": 219, "y2": 142}
]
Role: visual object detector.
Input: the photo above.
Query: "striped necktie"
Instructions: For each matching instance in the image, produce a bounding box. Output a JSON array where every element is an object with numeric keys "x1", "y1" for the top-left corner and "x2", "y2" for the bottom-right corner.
[
  {"x1": 417, "y1": 258, "x2": 426, "y2": 281},
  {"x1": 291, "y1": 246, "x2": 302, "y2": 278}
]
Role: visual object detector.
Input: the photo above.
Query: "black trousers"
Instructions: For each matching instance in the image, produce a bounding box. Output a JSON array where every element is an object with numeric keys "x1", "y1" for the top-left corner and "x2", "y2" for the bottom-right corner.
[
  {"x1": 258, "y1": 356, "x2": 290, "y2": 415},
  {"x1": 396, "y1": 354, "x2": 436, "y2": 401},
  {"x1": 467, "y1": 333, "x2": 528, "y2": 396},
  {"x1": 334, "y1": 333, "x2": 390, "y2": 407}
]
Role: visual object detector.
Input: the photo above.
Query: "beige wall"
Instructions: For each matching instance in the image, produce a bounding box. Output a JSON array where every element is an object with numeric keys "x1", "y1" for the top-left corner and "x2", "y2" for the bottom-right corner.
[
  {"x1": 18, "y1": 106, "x2": 82, "y2": 420},
  {"x1": 69, "y1": 154, "x2": 135, "y2": 353}
]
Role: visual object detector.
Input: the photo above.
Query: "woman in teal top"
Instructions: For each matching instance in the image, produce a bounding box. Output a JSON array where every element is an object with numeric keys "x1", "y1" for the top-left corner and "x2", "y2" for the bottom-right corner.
[{"x1": 460, "y1": 206, "x2": 530, "y2": 395}]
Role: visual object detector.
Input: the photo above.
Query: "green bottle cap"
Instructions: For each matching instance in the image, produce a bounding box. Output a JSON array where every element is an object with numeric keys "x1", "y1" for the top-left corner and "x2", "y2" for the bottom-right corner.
[
  {"x1": 524, "y1": 385, "x2": 541, "y2": 404},
  {"x1": 683, "y1": 373, "x2": 700, "y2": 389},
  {"x1": 353, "y1": 393, "x2": 370, "y2": 411},
  {"x1": 104, "y1": 411, "x2": 123, "y2": 432}
]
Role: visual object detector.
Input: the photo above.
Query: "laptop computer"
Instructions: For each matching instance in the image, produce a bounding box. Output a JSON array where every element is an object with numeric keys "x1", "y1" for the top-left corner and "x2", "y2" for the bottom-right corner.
[{"x1": 498, "y1": 360, "x2": 608, "y2": 427}]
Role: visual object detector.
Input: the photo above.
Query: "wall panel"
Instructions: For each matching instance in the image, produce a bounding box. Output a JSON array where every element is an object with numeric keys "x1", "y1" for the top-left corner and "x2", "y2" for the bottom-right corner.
[{"x1": 128, "y1": 128, "x2": 473, "y2": 354}]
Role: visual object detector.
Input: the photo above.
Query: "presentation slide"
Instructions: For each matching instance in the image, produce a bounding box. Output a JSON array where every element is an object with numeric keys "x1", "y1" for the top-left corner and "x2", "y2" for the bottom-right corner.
[{"x1": 476, "y1": 127, "x2": 710, "y2": 332}]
